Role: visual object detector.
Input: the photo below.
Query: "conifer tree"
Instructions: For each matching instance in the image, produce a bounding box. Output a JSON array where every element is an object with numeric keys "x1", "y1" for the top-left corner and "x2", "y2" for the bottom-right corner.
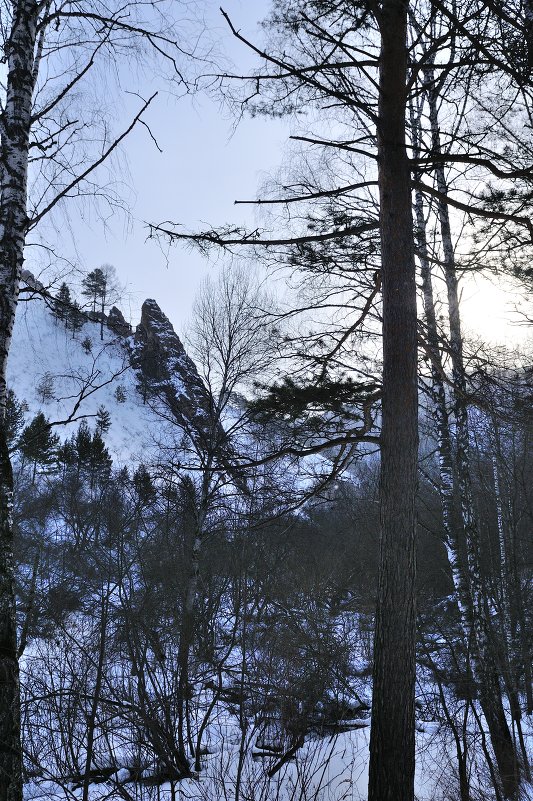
[
  {"x1": 81, "y1": 268, "x2": 106, "y2": 314},
  {"x1": 95, "y1": 406, "x2": 111, "y2": 435},
  {"x1": 59, "y1": 420, "x2": 112, "y2": 486},
  {"x1": 114, "y1": 386, "x2": 127, "y2": 404},
  {"x1": 133, "y1": 464, "x2": 156, "y2": 504},
  {"x1": 81, "y1": 265, "x2": 119, "y2": 339},
  {"x1": 67, "y1": 301, "x2": 85, "y2": 336},
  {"x1": 88, "y1": 429, "x2": 112, "y2": 485},
  {"x1": 53, "y1": 283, "x2": 72, "y2": 325},
  {"x1": 58, "y1": 420, "x2": 91, "y2": 474},
  {"x1": 74, "y1": 420, "x2": 93, "y2": 469},
  {"x1": 18, "y1": 413, "x2": 60, "y2": 481},
  {"x1": 5, "y1": 391, "x2": 28, "y2": 451}
]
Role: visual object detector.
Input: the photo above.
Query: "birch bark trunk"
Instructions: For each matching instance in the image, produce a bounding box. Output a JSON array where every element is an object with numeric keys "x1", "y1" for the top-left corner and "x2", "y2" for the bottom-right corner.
[
  {"x1": 368, "y1": 2, "x2": 419, "y2": 799},
  {"x1": 411, "y1": 98, "x2": 478, "y2": 801},
  {"x1": 176, "y1": 525, "x2": 202, "y2": 765},
  {"x1": 410, "y1": 96, "x2": 471, "y2": 621},
  {"x1": 0, "y1": 3, "x2": 39, "y2": 798},
  {"x1": 425, "y1": 76, "x2": 520, "y2": 799},
  {"x1": 81, "y1": 591, "x2": 109, "y2": 801}
]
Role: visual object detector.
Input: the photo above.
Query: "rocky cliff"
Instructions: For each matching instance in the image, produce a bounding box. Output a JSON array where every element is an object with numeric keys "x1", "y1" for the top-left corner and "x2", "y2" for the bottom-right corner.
[{"x1": 130, "y1": 299, "x2": 228, "y2": 457}]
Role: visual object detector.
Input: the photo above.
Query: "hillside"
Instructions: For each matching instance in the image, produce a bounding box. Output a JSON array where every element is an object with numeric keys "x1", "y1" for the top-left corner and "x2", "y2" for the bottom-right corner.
[
  {"x1": 9, "y1": 279, "x2": 213, "y2": 466},
  {"x1": 8, "y1": 278, "x2": 533, "y2": 801}
]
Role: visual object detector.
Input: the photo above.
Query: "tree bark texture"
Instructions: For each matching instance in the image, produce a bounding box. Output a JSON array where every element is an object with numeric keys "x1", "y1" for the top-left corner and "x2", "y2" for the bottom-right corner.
[
  {"x1": 368, "y1": 3, "x2": 419, "y2": 800},
  {"x1": 0, "y1": 2, "x2": 39, "y2": 798}
]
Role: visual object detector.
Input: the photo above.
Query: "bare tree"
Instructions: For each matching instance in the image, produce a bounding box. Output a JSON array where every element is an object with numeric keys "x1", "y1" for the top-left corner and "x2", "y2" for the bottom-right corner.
[
  {"x1": 187, "y1": 264, "x2": 277, "y2": 415},
  {"x1": 0, "y1": 1, "x2": 199, "y2": 796}
]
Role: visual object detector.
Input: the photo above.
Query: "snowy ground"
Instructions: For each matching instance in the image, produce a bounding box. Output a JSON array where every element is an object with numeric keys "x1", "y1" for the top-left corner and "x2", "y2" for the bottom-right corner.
[
  {"x1": 12, "y1": 293, "x2": 533, "y2": 801},
  {"x1": 10, "y1": 297, "x2": 165, "y2": 465},
  {"x1": 25, "y1": 714, "x2": 533, "y2": 801}
]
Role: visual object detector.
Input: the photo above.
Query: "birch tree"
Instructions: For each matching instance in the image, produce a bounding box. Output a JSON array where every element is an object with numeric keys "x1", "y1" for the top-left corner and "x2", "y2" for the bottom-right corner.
[
  {"x1": 150, "y1": 0, "x2": 533, "y2": 797},
  {"x1": 407, "y1": 8, "x2": 533, "y2": 793},
  {"x1": 0, "y1": 2, "x2": 197, "y2": 796}
]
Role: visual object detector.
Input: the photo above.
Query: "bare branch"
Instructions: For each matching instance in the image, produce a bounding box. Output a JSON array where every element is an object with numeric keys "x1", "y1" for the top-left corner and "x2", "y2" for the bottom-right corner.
[{"x1": 29, "y1": 93, "x2": 157, "y2": 228}]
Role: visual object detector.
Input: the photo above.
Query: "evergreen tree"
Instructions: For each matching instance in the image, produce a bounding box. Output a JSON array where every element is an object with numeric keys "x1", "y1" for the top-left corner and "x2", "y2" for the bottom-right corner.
[
  {"x1": 95, "y1": 406, "x2": 111, "y2": 435},
  {"x1": 88, "y1": 429, "x2": 112, "y2": 485},
  {"x1": 81, "y1": 268, "x2": 106, "y2": 313},
  {"x1": 74, "y1": 420, "x2": 93, "y2": 467},
  {"x1": 133, "y1": 464, "x2": 156, "y2": 504},
  {"x1": 67, "y1": 300, "x2": 85, "y2": 336},
  {"x1": 59, "y1": 420, "x2": 112, "y2": 486},
  {"x1": 57, "y1": 438, "x2": 76, "y2": 471},
  {"x1": 53, "y1": 283, "x2": 72, "y2": 325},
  {"x1": 81, "y1": 265, "x2": 120, "y2": 339},
  {"x1": 18, "y1": 413, "x2": 60, "y2": 481},
  {"x1": 58, "y1": 420, "x2": 91, "y2": 473},
  {"x1": 114, "y1": 385, "x2": 126, "y2": 404},
  {"x1": 5, "y1": 390, "x2": 28, "y2": 450}
]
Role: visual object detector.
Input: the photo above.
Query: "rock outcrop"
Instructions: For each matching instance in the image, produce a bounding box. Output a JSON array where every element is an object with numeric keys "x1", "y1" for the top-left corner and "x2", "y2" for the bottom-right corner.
[
  {"x1": 107, "y1": 306, "x2": 132, "y2": 337},
  {"x1": 130, "y1": 299, "x2": 228, "y2": 456}
]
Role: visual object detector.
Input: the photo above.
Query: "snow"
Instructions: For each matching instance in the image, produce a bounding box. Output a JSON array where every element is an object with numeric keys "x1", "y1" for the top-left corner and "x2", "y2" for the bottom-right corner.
[
  {"x1": 23, "y1": 712, "x2": 500, "y2": 801},
  {"x1": 9, "y1": 296, "x2": 167, "y2": 465},
  {"x1": 12, "y1": 292, "x2": 533, "y2": 801}
]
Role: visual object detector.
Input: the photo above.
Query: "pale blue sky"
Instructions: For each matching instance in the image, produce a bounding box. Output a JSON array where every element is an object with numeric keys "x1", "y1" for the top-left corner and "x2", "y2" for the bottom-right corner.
[
  {"x1": 24, "y1": 0, "x2": 530, "y2": 348},
  {"x1": 50, "y1": 1, "x2": 290, "y2": 335}
]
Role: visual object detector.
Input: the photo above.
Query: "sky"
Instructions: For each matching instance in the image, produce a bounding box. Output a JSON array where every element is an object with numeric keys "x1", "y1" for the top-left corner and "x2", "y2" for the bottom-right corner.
[
  {"x1": 43, "y1": 0, "x2": 290, "y2": 336},
  {"x1": 25, "y1": 0, "x2": 531, "y2": 350}
]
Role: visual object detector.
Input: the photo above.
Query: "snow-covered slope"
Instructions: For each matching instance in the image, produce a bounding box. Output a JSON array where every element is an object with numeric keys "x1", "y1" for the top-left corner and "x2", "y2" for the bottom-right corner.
[
  {"x1": 8, "y1": 281, "x2": 212, "y2": 466},
  {"x1": 10, "y1": 297, "x2": 157, "y2": 463}
]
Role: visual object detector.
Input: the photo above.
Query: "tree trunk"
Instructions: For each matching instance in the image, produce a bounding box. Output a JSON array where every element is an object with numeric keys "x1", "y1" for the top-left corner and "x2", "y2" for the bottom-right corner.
[
  {"x1": 0, "y1": 3, "x2": 39, "y2": 798},
  {"x1": 176, "y1": 527, "x2": 201, "y2": 761},
  {"x1": 0, "y1": 441, "x2": 20, "y2": 801},
  {"x1": 525, "y1": 0, "x2": 533, "y2": 70},
  {"x1": 410, "y1": 94, "x2": 472, "y2": 622},
  {"x1": 368, "y1": 2, "x2": 419, "y2": 800},
  {"x1": 82, "y1": 591, "x2": 109, "y2": 801},
  {"x1": 425, "y1": 75, "x2": 520, "y2": 799}
]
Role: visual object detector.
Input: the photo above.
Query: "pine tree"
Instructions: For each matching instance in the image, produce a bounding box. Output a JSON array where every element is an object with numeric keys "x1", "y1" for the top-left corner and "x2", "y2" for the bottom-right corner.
[
  {"x1": 53, "y1": 283, "x2": 72, "y2": 325},
  {"x1": 57, "y1": 438, "x2": 76, "y2": 471},
  {"x1": 81, "y1": 268, "x2": 106, "y2": 313},
  {"x1": 74, "y1": 420, "x2": 93, "y2": 468},
  {"x1": 95, "y1": 406, "x2": 111, "y2": 435},
  {"x1": 59, "y1": 420, "x2": 112, "y2": 486},
  {"x1": 114, "y1": 385, "x2": 126, "y2": 404},
  {"x1": 5, "y1": 390, "x2": 28, "y2": 450},
  {"x1": 88, "y1": 429, "x2": 112, "y2": 484},
  {"x1": 18, "y1": 413, "x2": 60, "y2": 481},
  {"x1": 67, "y1": 300, "x2": 85, "y2": 336},
  {"x1": 133, "y1": 464, "x2": 156, "y2": 504},
  {"x1": 81, "y1": 265, "x2": 120, "y2": 339}
]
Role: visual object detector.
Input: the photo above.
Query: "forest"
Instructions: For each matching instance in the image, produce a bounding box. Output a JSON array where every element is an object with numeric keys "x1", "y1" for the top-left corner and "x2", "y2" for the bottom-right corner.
[{"x1": 0, "y1": 0, "x2": 532, "y2": 800}]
